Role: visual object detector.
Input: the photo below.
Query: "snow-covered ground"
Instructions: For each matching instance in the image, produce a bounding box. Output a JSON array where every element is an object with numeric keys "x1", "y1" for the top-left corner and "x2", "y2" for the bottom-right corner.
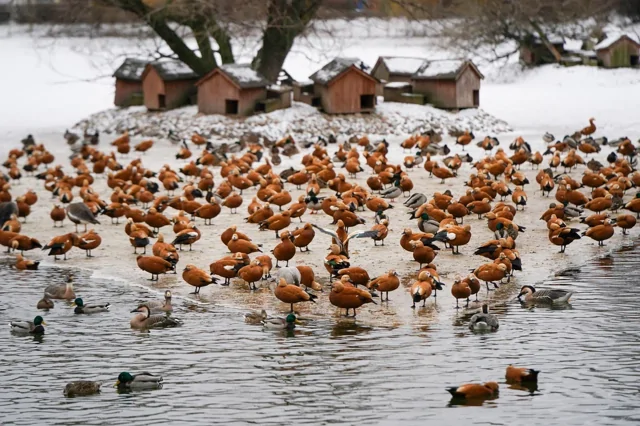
[{"x1": 2, "y1": 19, "x2": 640, "y2": 143}]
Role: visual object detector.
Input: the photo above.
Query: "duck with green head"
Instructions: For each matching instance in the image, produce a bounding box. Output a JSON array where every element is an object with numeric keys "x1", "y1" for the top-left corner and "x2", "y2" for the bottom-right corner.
[
  {"x1": 115, "y1": 372, "x2": 163, "y2": 390},
  {"x1": 262, "y1": 313, "x2": 299, "y2": 330},
  {"x1": 72, "y1": 298, "x2": 111, "y2": 314},
  {"x1": 418, "y1": 212, "x2": 439, "y2": 234},
  {"x1": 10, "y1": 315, "x2": 46, "y2": 335}
]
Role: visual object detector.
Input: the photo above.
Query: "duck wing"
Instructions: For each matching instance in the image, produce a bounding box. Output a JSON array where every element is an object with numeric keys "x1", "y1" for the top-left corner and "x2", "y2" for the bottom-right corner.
[
  {"x1": 146, "y1": 314, "x2": 181, "y2": 329},
  {"x1": 535, "y1": 289, "x2": 572, "y2": 302},
  {"x1": 10, "y1": 320, "x2": 33, "y2": 332},
  {"x1": 311, "y1": 224, "x2": 341, "y2": 248},
  {"x1": 344, "y1": 230, "x2": 379, "y2": 245}
]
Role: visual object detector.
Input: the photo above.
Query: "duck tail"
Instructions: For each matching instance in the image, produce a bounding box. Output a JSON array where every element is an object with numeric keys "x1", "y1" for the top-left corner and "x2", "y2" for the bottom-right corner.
[
  {"x1": 433, "y1": 230, "x2": 449, "y2": 243},
  {"x1": 527, "y1": 369, "x2": 541, "y2": 381},
  {"x1": 517, "y1": 225, "x2": 526, "y2": 232},
  {"x1": 412, "y1": 292, "x2": 422, "y2": 303},
  {"x1": 306, "y1": 292, "x2": 318, "y2": 303},
  {"x1": 446, "y1": 387, "x2": 460, "y2": 397}
]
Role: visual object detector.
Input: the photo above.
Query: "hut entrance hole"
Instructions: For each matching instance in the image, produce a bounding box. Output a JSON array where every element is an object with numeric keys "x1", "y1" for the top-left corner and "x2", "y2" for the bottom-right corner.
[
  {"x1": 360, "y1": 94, "x2": 375, "y2": 109},
  {"x1": 311, "y1": 97, "x2": 321, "y2": 107},
  {"x1": 225, "y1": 99, "x2": 239, "y2": 115},
  {"x1": 473, "y1": 90, "x2": 480, "y2": 107},
  {"x1": 631, "y1": 55, "x2": 639, "y2": 66},
  {"x1": 158, "y1": 94, "x2": 166, "y2": 109}
]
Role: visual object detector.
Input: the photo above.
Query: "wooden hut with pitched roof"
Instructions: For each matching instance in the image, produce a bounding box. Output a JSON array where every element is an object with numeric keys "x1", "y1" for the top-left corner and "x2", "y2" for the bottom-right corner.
[
  {"x1": 113, "y1": 58, "x2": 147, "y2": 107},
  {"x1": 141, "y1": 60, "x2": 199, "y2": 111},
  {"x1": 410, "y1": 60, "x2": 483, "y2": 109},
  {"x1": 296, "y1": 58, "x2": 377, "y2": 114},
  {"x1": 196, "y1": 64, "x2": 291, "y2": 116}
]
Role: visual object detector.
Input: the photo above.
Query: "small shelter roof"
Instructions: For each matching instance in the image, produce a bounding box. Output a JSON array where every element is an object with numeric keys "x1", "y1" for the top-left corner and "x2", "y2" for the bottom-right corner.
[
  {"x1": 309, "y1": 57, "x2": 371, "y2": 85},
  {"x1": 412, "y1": 60, "x2": 484, "y2": 80},
  {"x1": 113, "y1": 58, "x2": 148, "y2": 81},
  {"x1": 595, "y1": 33, "x2": 640, "y2": 50},
  {"x1": 375, "y1": 56, "x2": 427, "y2": 76},
  {"x1": 143, "y1": 60, "x2": 199, "y2": 81},
  {"x1": 196, "y1": 64, "x2": 270, "y2": 89}
]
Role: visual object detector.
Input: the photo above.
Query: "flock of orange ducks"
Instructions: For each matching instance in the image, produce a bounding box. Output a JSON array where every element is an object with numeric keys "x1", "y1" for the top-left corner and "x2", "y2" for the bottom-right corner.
[{"x1": 5, "y1": 117, "x2": 640, "y2": 400}]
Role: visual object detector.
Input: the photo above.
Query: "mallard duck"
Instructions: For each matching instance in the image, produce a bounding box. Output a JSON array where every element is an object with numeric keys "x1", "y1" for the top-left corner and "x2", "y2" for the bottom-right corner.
[
  {"x1": 417, "y1": 213, "x2": 440, "y2": 234},
  {"x1": 304, "y1": 191, "x2": 324, "y2": 213},
  {"x1": 10, "y1": 315, "x2": 46, "y2": 335},
  {"x1": 36, "y1": 296, "x2": 54, "y2": 310},
  {"x1": 447, "y1": 382, "x2": 499, "y2": 399},
  {"x1": 543, "y1": 132, "x2": 555, "y2": 143},
  {"x1": 469, "y1": 304, "x2": 499, "y2": 331},
  {"x1": 517, "y1": 285, "x2": 572, "y2": 304},
  {"x1": 262, "y1": 313, "x2": 299, "y2": 330},
  {"x1": 404, "y1": 193, "x2": 426, "y2": 209},
  {"x1": 44, "y1": 274, "x2": 76, "y2": 300},
  {"x1": 115, "y1": 372, "x2": 163, "y2": 390},
  {"x1": 139, "y1": 290, "x2": 173, "y2": 313},
  {"x1": 72, "y1": 298, "x2": 110, "y2": 314},
  {"x1": 130, "y1": 306, "x2": 181, "y2": 330},
  {"x1": 505, "y1": 365, "x2": 540, "y2": 383},
  {"x1": 379, "y1": 179, "x2": 402, "y2": 202},
  {"x1": 64, "y1": 381, "x2": 101, "y2": 397},
  {"x1": 244, "y1": 309, "x2": 268, "y2": 324}
]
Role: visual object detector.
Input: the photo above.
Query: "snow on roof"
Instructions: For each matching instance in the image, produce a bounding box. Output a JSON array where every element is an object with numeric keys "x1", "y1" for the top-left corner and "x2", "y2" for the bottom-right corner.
[
  {"x1": 310, "y1": 57, "x2": 363, "y2": 84},
  {"x1": 151, "y1": 60, "x2": 199, "y2": 81},
  {"x1": 113, "y1": 58, "x2": 148, "y2": 81},
  {"x1": 413, "y1": 60, "x2": 466, "y2": 79},
  {"x1": 384, "y1": 81, "x2": 412, "y2": 88},
  {"x1": 379, "y1": 56, "x2": 427, "y2": 75},
  {"x1": 219, "y1": 64, "x2": 269, "y2": 89},
  {"x1": 595, "y1": 33, "x2": 640, "y2": 50}
]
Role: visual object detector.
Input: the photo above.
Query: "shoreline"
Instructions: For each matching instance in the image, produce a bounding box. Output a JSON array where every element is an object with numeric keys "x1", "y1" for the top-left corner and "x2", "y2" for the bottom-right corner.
[{"x1": 3, "y1": 129, "x2": 636, "y2": 327}]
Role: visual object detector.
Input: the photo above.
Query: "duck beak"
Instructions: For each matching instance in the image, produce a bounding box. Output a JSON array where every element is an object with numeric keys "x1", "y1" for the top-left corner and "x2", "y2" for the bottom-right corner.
[
  {"x1": 113, "y1": 380, "x2": 120, "y2": 387},
  {"x1": 42, "y1": 321, "x2": 47, "y2": 325},
  {"x1": 130, "y1": 308, "x2": 140, "y2": 313},
  {"x1": 294, "y1": 319, "x2": 302, "y2": 325},
  {"x1": 70, "y1": 302, "x2": 76, "y2": 307}
]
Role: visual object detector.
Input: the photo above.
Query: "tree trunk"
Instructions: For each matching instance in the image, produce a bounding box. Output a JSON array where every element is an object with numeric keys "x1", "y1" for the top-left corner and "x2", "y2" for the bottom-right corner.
[
  {"x1": 530, "y1": 19, "x2": 562, "y2": 63},
  {"x1": 253, "y1": 0, "x2": 322, "y2": 82}
]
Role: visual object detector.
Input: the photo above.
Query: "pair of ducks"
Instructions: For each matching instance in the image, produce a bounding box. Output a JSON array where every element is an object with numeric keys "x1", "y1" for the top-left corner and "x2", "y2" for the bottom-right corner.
[
  {"x1": 64, "y1": 372, "x2": 163, "y2": 397},
  {"x1": 244, "y1": 309, "x2": 300, "y2": 330},
  {"x1": 448, "y1": 365, "x2": 539, "y2": 400}
]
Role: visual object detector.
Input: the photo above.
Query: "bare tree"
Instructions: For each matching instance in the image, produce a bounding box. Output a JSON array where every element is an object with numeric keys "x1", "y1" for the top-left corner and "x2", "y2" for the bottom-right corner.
[
  {"x1": 54, "y1": 0, "x2": 325, "y2": 81},
  {"x1": 392, "y1": 0, "x2": 619, "y2": 63}
]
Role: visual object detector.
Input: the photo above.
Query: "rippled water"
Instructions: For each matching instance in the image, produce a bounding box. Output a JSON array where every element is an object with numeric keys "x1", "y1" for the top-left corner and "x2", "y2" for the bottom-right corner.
[{"x1": 2, "y1": 241, "x2": 640, "y2": 425}]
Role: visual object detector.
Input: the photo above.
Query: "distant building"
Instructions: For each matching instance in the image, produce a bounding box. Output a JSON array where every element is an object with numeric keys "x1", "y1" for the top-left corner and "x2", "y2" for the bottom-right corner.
[
  {"x1": 595, "y1": 34, "x2": 640, "y2": 68},
  {"x1": 410, "y1": 60, "x2": 483, "y2": 109},
  {"x1": 371, "y1": 56, "x2": 427, "y2": 83},
  {"x1": 196, "y1": 63, "x2": 291, "y2": 116},
  {"x1": 296, "y1": 57, "x2": 377, "y2": 114},
  {"x1": 141, "y1": 61, "x2": 199, "y2": 111},
  {"x1": 112, "y1": 58, "x2": 147, "y2": 107},
  {"x1": 519, "y1": 35, "x2": 566, "y2": 66}
]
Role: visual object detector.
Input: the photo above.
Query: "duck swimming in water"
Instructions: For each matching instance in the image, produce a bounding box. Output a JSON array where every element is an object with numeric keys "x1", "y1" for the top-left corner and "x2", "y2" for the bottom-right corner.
[
  {"x1": 468, "y1": 304, "x2": 499, "y2": 332},
  {"x1": 262, "y1": 313, "x2": 299, "y2": 330},
  {"x1": 517, "y1": 285, "x2": 573, "y2": 304}
]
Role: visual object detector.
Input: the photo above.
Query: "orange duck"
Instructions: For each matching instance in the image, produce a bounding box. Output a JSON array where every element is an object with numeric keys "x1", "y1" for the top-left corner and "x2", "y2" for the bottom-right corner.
[
  {"x1": 222, "y1": 192, "x2": 243, "y2": 214},
  {"x1": 288, "y1": 195, "x2": 307, "y2": 223},
  {"x1": 615, "y1": 213, "x2": 636, "y2": 235},
  {"x1": 238, "y1": 259, "x2": 264, "y2": 290},
  {"x1": 15, "y1": 253, "x2": 39, "y2": 270},
  {"x1": 129, "y1": 224, "x2": 150, "y2": 254},
  {"x1": 451, "y1": 275, "x2": 472, "y2": 308},
  {"x1": 506, "y1": 365, "x2": 540, "y2": 383},
  {"x1": 473, "y1": 263, "x2": 508, "y2": 291},
  {"x1": 144, "y1": 208, "x2": 171, "y2": 232},
  {"x1": 259, "y1": 210, "x2": 291, "y2": 238},
  {"x1": 8, "y1": 234, "x2": 41, "y2": 254},
  {"x1": 367, "y1": 270, "x2": 399, "y2": 301},
  {"x1": 267, "y1": 190, "x2": 292, "y2": 211},
  {"x1": 582, "y1": 218, "x2": 615, "y2": 246},
  {"x1": 77, "y1": 229, "x2": 101, "y2": 257},
  {"x1": 329, "y1": 276, "x2": 375, "y2": 316},
  {"x1": 227, "y1": 233, "x2": 262, "y2": 254},
  {"x1": 183, "y1": 264, "x2": 217, "y2": 294},
  {"x1": 291, "y1": 223, "x2": 315, "y2": 252},
  {"x1": 193, "y1": 199, "x2": 221, "y2": 225},
  {"x1": 272, "y1": 231, "x2": 296, "y2": 267},
  {"x1": 275, "y1": 277, "x2": 318, "y2": 312},
  {"x1": 447, "y1": 382, "x2": 499, "y2": 400},
  {"x1": 172, "y1": 224, "x2": 201, "y2": 250},
  {"x1": 410, "y1": 240, "x2": 438, "y2": 268},
  {"x1": 137, "y1": 255, "x2": 175, "y2": 281},
  {"x1": 42, "y1": 233, "x2": 80, "y2": 260},
  {"x1": 409, "y1": 271, "x2": 436, "y2": 308}
]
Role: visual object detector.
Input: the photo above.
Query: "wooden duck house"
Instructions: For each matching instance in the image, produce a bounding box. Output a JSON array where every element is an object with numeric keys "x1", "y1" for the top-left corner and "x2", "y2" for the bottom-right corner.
[
  {"x1": 113, "y1": 58, "x2": 147, "y2": 107},
  {"x1": 141, "y1": 60, "x2": 199, "y2": 111}
]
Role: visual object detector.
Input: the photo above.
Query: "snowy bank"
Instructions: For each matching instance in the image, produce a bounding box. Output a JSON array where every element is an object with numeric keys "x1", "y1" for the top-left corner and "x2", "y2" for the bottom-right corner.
[{"x1": 73, "y1": 101, "x2": 511, "y2": 141}]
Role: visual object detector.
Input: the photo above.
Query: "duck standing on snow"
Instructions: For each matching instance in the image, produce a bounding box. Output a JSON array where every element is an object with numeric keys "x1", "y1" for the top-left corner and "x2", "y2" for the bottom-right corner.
[
  {"x1": 468, "y1": 304, "x2": 499, "y2": 332},
  {"x1": 404, "y1": 193, "x2": 426, "y2": 209},
  {"x1": 379, "y1": 177, "x2": 402, "y2": 202}
]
